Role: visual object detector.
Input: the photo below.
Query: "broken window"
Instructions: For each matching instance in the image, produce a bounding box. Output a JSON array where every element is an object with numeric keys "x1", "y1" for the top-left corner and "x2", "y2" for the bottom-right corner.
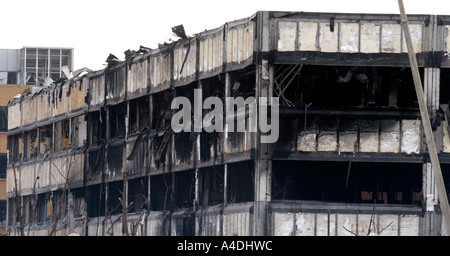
[
  {"x1": 127, "y1": 134, "x2": 148, "y2": 175},
  {"x1": 172, "y1": 84, "x2": 196, "y2": 165},
  {"x1": 38, "y1": 125, "x2": 52, "y2": 156},
  {"x1": 150, "y1": 174, "x2": 172, "y2": 211},
  {"x1": 274, "y1": 64, "x2": 420, "y2": 109},
  {"x1": 107, "y1": 140, "x2": 123, "y2": 174},
  {"x1": 199, "y1": 131, "x2": 220, "y2": 162},
  {"x1": 199, "y1": 166, "x2": 224, "y2": 206},
  {"x1": 88, "y1": 110, "x2": 106, "y2": 146},
  {"x1": 106, "y1": 63, "x2": 126, "y2": 102},
  {"x1": 153, "y1": 130, "x2": 171, "y2": 170},
  {"x1": 87, "y1": 146, "x2": 105, "y2": 177},
  {"x1": 199, "y1": 77, "x2": 224, "y2": 162},
  {"x1": 24, "y1": 130, "x2": 38, "y2": 160},
  {"x1": 225, "y1": 69, "x2": 255, "y2": 152},
  {"x1": 36, "y1": 192, "x2": 51, "y2": 223},
  {"x1": 227, "y1": 161, "x2": 254, "y2": 203},
  {"x1": 128, "y1": 97, "x2": 149, "y2": 135},
  {"x1": 128, "y1": 177, "x2": 148, "y2": 213},
  {"x1": 230, "y1": 67, "x2": 256, "y2": 98},
  {"x1": 272, "y1": 161, "x2": 422, "y2": 204},
  {"x1": 71, "y1": 115, "x2": 87, "y2": 149},
  {"x1": 21, "y1": 195, "x2": 36, "y2": 225},
  {"x1": 110, "y1": 102, "x2": 127, "y2": 138},
  {"x1": 87, "y1": 184, "x2": 106, "y2": 218},
  {"x1": 151, "y1": 90, "x2": 172, "y2": 129},
  {"x1": 51, "y1": 190, "x2": 67, "y2": 222},
  {"x1": 8, "y1": 134, "x2": 23, "y2": 164},
  {"x1": 174, "y1": 132, "x2": 193, "y2": 165},
  {"x1": 54, "y1": 120, "x2": 70, "y2": 151},
  {"x1": 175, "y1": 170, "x2": 195, "y2": 209},
  {"x1": 106, "y1": 181, "x2": 123, "y2": 216}
]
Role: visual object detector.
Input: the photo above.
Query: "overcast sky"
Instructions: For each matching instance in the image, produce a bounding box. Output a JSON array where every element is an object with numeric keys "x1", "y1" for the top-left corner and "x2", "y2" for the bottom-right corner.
[{"x1": 1, "y1": 0, "x2": 449, "y2": 71}]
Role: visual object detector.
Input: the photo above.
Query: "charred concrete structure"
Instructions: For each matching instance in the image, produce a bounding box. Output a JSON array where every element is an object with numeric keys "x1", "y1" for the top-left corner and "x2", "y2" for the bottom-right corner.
[{"x1": 6, "y1": 11, "x2": 450, "y2": 236}]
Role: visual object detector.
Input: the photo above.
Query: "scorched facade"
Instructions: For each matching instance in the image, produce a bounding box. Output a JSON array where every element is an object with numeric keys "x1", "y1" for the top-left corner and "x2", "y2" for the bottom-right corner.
[{"x1": 6, "y1": 11, "x2": 450, "y2": 236}]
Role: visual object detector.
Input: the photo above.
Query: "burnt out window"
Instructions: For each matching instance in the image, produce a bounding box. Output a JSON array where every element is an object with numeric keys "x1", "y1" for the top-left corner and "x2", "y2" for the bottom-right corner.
[
  {"x1": 88, "y1": 110, "x2": 106, "y2": 145},
  {"x1": 110, "y1": 102, "x2": 127, "y2": 138},
  {"x1": 175, "y1": 170, "x2": 195, "y2": 209},
  {"x1": 274, "y1": 64, "x2": 419, "y2": 109},
  {"x1": 272, "y1": 161, "x2": 422, "y2": 205},
  {"x1": 23, "y1": 129, "x2": 38, "y2": 160},
  {"x1": 128, "y1": 97, "x2": 149, "y2": 135},
  {"x1": 128, "y1": 177, "x2": 148, "y2": 213},
  {"x1": 8, "y1": 134, "x2": 23, "y2": 164},
  {"x1": 174, "y1": 132, "x2": 193, "y2": 165},
  {"x1": 38, "y1": 125, "x2": 52, "y2": 156},
  {"x1": 54, "y1": 120, "x2": 70, "y2": 151},
  {"x1": 151, "y1": 90, "x2": 172, "y2": 129},
  {"x1": 199, "y1": 166, "x2": 224, "y2": 206},
  {"x1": 106, "y1": 181, "x2": 123, "y2": 215},
  {"x1": 37, "y1": 192, "x2": 51, "y2": 223},
  {"x1": 227, "y1": 161, "x2": 254, "y2": 203},
  {"x1": 87, "y1": 184, "x2": 106, "y2": 217},
  {"x1": 440, "y1": 68, "x2": 450, "y2": 105},
  {"x1": 150, "y1": 174, "x2": 172, "y2": 211},
  {"x1": 230, "y1": 67, "x2": 256, "y2": 98}
]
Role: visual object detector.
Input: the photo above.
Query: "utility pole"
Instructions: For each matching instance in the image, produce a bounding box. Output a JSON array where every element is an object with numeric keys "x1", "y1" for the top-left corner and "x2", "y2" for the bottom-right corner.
[{"x1": 398, "y1": 0, "x2": 450, "y2": 235}]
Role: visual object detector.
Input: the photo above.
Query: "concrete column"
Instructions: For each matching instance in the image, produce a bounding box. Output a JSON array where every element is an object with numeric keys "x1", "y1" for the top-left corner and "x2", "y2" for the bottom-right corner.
[
  {"x1": 424, "y1": 67, "x2": 440, "y2": 117},
  {"x1": 253, "y1": 11, "x2": 273, "y2": 236}
]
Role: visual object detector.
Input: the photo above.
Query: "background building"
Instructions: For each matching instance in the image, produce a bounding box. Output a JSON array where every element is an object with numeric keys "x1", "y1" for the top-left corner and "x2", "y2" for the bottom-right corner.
[
  {"x1": 0, "y1": 47, "x2": 73, "y2": 85},
  {"x1": 0, "y1": 84, "x2": 31, "y2": 234},
  {"x1": 0, "y1": 46, "x2": 68, "y2": 234}
]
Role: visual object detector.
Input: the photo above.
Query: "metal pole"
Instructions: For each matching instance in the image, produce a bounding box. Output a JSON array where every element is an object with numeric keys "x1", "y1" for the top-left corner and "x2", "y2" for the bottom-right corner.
[{"x1": 398, "y1": 0, "x2": 450, "y2": 235}]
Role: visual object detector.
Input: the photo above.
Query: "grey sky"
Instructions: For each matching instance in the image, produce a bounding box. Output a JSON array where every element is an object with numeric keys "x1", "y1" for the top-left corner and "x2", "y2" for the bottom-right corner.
[{"x1": 1, "y1": 0, "x2": 449, "y2": 71}]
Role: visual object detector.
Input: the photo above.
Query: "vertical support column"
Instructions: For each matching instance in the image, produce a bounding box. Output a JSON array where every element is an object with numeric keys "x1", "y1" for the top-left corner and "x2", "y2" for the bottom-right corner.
[
  {"x1": 424, "y1": 163, "x2": 437, "y2": 211},
  {"x1": 399, "y1": 0, "x2": 450, "y2": 235},
  {"x1": 223, "y1": 164, "x2": 228, "y2": 207},
  {"x1": 224, "y1": 72, "x2": 232, "y2": 154},
  {"x1": 194, "y1": 168, "x2": 200, "y2": 211},
  {"x1": 424, "y1": 67, "x2": 440, "y2": 119},
  {"x1": 253, "y1": 11, "x2": 273, "y2": 236}
]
